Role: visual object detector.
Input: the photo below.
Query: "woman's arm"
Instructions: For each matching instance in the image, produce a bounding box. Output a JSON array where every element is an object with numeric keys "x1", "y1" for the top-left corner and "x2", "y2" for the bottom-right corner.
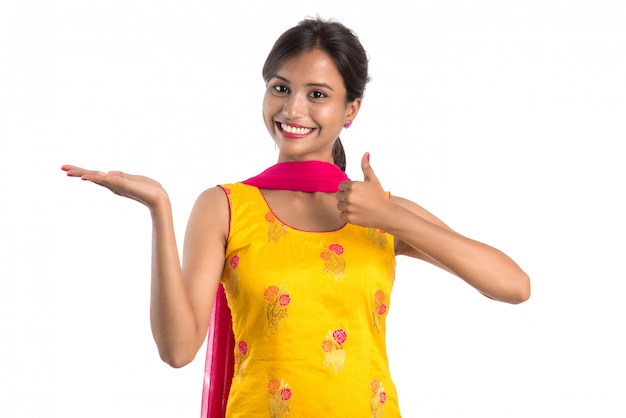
[
  {"x1": 62, "y1": 166, "x2": 229, "y2": 367},
  {"x1": 150, "y1": 187, "x2": 229, "y2": 367},
  {"x1": 335, "y1": 155, "x2": 530, "y2": 304}
]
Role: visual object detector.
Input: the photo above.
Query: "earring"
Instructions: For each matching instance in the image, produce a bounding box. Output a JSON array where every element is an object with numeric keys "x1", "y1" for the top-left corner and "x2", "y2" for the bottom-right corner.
[{"x1": 344, "y1": 120, "x2": 352, "y2": 128}]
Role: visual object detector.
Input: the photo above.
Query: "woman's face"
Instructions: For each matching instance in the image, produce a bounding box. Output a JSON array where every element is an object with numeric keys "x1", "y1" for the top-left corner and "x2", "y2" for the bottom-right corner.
[{"x1": 262, "y1": 48, "x2": 361, "y2": 163}]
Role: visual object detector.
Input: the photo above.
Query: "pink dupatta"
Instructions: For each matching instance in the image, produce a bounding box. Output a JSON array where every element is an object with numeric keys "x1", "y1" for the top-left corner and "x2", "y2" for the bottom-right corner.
[{"x1": 200, "y1": 160, "x2": 349, "y2": 417}]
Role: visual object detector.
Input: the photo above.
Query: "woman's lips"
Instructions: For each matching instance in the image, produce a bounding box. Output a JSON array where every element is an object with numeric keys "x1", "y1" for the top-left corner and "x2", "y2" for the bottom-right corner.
[{"x1": 276, "y1": 121, "x2": 315, "y2": 138}]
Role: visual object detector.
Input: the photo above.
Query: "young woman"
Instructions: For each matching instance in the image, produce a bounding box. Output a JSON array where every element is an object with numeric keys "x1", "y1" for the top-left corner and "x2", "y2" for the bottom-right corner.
[{"x1": 63, "y1": 17, "x2": 529, "y2": 418}]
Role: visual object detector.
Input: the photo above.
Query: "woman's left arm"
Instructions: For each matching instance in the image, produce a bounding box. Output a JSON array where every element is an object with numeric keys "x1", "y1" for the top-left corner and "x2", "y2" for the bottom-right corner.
[{"x1": 336, "y1": 153, "x2": 530, "y2": 304}]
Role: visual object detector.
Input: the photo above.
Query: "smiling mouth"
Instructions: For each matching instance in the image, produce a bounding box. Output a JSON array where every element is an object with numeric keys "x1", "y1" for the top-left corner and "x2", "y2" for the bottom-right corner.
[{"x1": 277, "y1": 122, "x2": 315, "y2": 136}]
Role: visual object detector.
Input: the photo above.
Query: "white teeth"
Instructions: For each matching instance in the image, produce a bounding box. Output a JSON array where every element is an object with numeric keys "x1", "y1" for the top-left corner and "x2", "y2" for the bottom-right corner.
[{"x1": 281, "y1": 123, "x2": 313, "y2": 135}]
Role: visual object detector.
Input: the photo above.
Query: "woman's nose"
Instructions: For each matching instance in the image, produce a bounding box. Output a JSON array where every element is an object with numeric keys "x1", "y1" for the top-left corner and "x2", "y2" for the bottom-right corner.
[{"x1": 284, "y1": 92, "x2": 306, "y2": 119}]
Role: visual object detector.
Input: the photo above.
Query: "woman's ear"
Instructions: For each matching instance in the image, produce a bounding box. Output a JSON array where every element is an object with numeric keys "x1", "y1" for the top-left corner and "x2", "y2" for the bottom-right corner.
[{"x1": 345, "y1": 98, "x2": 362, "y2": 121}]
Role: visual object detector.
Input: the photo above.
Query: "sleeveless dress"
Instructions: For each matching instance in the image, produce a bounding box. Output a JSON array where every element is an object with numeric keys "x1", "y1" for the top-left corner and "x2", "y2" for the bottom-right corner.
[{"x1": 219, "y1": 182, "x2": 401, "y2": 418}]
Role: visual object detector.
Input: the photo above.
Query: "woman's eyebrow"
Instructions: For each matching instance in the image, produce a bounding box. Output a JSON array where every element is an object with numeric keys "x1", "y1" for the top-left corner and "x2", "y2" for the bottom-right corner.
[{"x1": 272, "y1": 74, "x2": 334, "y2": 91}]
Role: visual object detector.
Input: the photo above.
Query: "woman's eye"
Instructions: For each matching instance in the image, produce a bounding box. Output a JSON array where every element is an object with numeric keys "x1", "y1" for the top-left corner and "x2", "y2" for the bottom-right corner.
[
  {"x1": 310, "y1": 91, "x2": 326, "y2": 99},
  {"x1": 273, "y1": 84, "x2": 289, "y2": 94}
]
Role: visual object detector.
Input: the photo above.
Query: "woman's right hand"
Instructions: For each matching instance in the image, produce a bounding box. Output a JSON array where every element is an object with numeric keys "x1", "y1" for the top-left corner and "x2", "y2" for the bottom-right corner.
[{"x1": 61, "y1": 164, "x2": 169, "y2": 211}]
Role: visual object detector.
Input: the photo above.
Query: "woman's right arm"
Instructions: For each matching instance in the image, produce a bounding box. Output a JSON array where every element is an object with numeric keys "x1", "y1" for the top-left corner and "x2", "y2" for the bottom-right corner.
[
  {"x1": 153, "y1": 186, "x2": 229, "y2": 367},
  {"x1": 62, "y1": 166, "x2": 229, "y2": 367}
]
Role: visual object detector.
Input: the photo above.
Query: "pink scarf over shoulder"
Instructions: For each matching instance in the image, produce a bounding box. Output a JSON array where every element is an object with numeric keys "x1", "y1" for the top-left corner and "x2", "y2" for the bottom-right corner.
[{"x1": 200, "y1": 160, "x2": 349, "y2": 417}]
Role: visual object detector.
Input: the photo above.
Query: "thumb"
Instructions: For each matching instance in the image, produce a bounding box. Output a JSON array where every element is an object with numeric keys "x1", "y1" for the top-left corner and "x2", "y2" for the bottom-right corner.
[{"x1": 361, "y1": 152, "x2": 379, "y2": 183}]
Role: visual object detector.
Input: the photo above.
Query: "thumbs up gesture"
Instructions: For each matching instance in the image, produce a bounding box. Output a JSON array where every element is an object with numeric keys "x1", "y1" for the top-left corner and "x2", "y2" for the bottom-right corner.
[{"x1": 336, "y1": 152, "x2": 393, "y2": 228}]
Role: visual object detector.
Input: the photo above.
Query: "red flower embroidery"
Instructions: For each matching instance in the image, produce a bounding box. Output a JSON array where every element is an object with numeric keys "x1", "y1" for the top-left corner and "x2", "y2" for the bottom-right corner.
[
  {"x1": 238, "y1": 341, "x2": 248, "y2": 356},
  {"x1": 268, "y1": 379, "x2": 291, "y2": 417},
  {"x1": 279, "y1": 293, "x2": 290, "y2": 307},
  {"x1": 329, "y1": 243, "x2": 344, "y2": 255},
  {"x1": 225, "y1": 255, "x2": 240, "y2": 297},
  {"x1": 378, "y1": 304, "x2": 387, "y2": 315},
  {"x1": 321, "y1": 244, "x2": 346, "y2": 281},
  {"x1": 332, "y1": 329, "x2": 347, "y2": 346},
  {"x1": 266, "y1": 286, "x2": 290, "y2": 329},
  {"x1": 323, "y1": 329, "x2": 348, "y2": 374},
  {"x1": 370, "y1": 378, "x2": 386, "y2": 417},
  {"x1": 280, "y1": 388, "x2": 292, "y2": 401},
  {"x1": 235, "y1": 340, "x2": 249, "y2": 381}
]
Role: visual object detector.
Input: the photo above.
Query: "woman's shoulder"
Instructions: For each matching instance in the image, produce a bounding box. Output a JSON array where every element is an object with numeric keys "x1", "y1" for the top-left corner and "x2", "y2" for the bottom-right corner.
[
  {"x1": 193, "y1": 182, "x2": 261, "y2": 215},
  {"x1": 195, "y1": 182, "x2": 248, "y2": 199}
]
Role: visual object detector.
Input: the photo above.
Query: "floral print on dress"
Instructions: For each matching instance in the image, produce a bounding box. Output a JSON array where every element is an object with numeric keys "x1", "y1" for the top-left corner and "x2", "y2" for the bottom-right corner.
[
  {"x1": 265, "y1": 211, "x2": 288, "y2": 242},
  {"x1": 372, "y1": 290, "x2": 388, "y2": 333},
  {"x1": 265, "y1": 285, "x2": 290, "y2": 329},
  {"x1": 320, "y1": 243, "x2": 346, "y2": 281},
  {"x1": 322, "y1": 328, "x2": 347, "y2": 375},
  {"x1": 234, "y1": 340, "x2": 248, "y2": 382},
  {"x1": 268, "y1": 378, "x2": 291, "y2": 418},
  {"x1": 370, "y1": 378, "x2": 387, "y2": 418},
  {"x1": 368, "y1": 228, "x2": 388, "y2": 249},
  {"x1": 224, "y1": 254, "x2": 240, "y2": 297}
]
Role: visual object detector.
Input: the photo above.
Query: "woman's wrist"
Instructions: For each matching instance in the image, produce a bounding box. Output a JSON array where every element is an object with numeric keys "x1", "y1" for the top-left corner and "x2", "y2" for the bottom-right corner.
[{"x1": 149, "y1": 190, "x2": 173, "y2": 220}]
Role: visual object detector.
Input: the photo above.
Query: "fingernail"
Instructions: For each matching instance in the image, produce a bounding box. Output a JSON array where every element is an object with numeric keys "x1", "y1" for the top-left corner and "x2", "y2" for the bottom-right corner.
[{"x1": 367, "y1": 152, "x2": 370, "y2": 162}]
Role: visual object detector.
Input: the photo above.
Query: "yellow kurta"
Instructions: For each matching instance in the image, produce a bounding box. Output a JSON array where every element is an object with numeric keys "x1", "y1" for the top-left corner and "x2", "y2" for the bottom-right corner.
[{"x1": 219, "y1": 183, "x2": 401, "y2": 417}]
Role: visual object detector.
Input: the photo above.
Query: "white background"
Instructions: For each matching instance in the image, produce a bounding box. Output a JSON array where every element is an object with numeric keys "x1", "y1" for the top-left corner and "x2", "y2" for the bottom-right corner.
[{"x1": 1, "y1": 0, "x2": 625, "y2": 417}]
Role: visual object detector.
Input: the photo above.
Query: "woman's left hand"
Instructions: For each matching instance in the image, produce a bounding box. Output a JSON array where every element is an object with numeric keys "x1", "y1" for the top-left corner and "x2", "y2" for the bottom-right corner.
[{"x1": 336, "y1": 153, "x2": 393, "y2": 229}]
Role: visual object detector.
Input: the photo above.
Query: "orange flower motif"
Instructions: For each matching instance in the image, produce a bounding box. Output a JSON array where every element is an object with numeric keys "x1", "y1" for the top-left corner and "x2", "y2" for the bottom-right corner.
[
  {"x1": 373, "y1": 290, "x2": 387, "y2": 333},
  {"x1": 322, "y1": 328, "x2": 347, "y2": 375},
  {"x1": 370, "y1": 378, "x2": 386, "y2": 418},
  {"x1": 264, "y1": 285, "x2": 279, "y2": 302},
  {"x1": 268, "y1": 379, "x2": 291, "y2": 418},
  {"x1": 370, "y1": 378, "x2": 381, "y2": 394},
  {"x1": 374, "y1": 290, "x2": 385, "y2": 305},
  {"x1": 368, "y1": 227, "x2": 388, "y2": 248},
  {"x1": 321, "y1": 243, "x2": 346, "y2": 281},
  {"x1": 266, "y1": 286, "x2": 290, "y2": 329},
  {"x1": 266, "y1": 211, "x2": 288, "y2": 242},
  {"x1": 268, "y1": 379, "x2": 281, "y2": 396}
]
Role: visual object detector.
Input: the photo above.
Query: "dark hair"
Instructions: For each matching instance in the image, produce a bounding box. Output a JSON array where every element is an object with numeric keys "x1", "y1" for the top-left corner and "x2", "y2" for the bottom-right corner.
[{"x1": 262, "y1": 17, "x2": 370, "y2": 171}]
